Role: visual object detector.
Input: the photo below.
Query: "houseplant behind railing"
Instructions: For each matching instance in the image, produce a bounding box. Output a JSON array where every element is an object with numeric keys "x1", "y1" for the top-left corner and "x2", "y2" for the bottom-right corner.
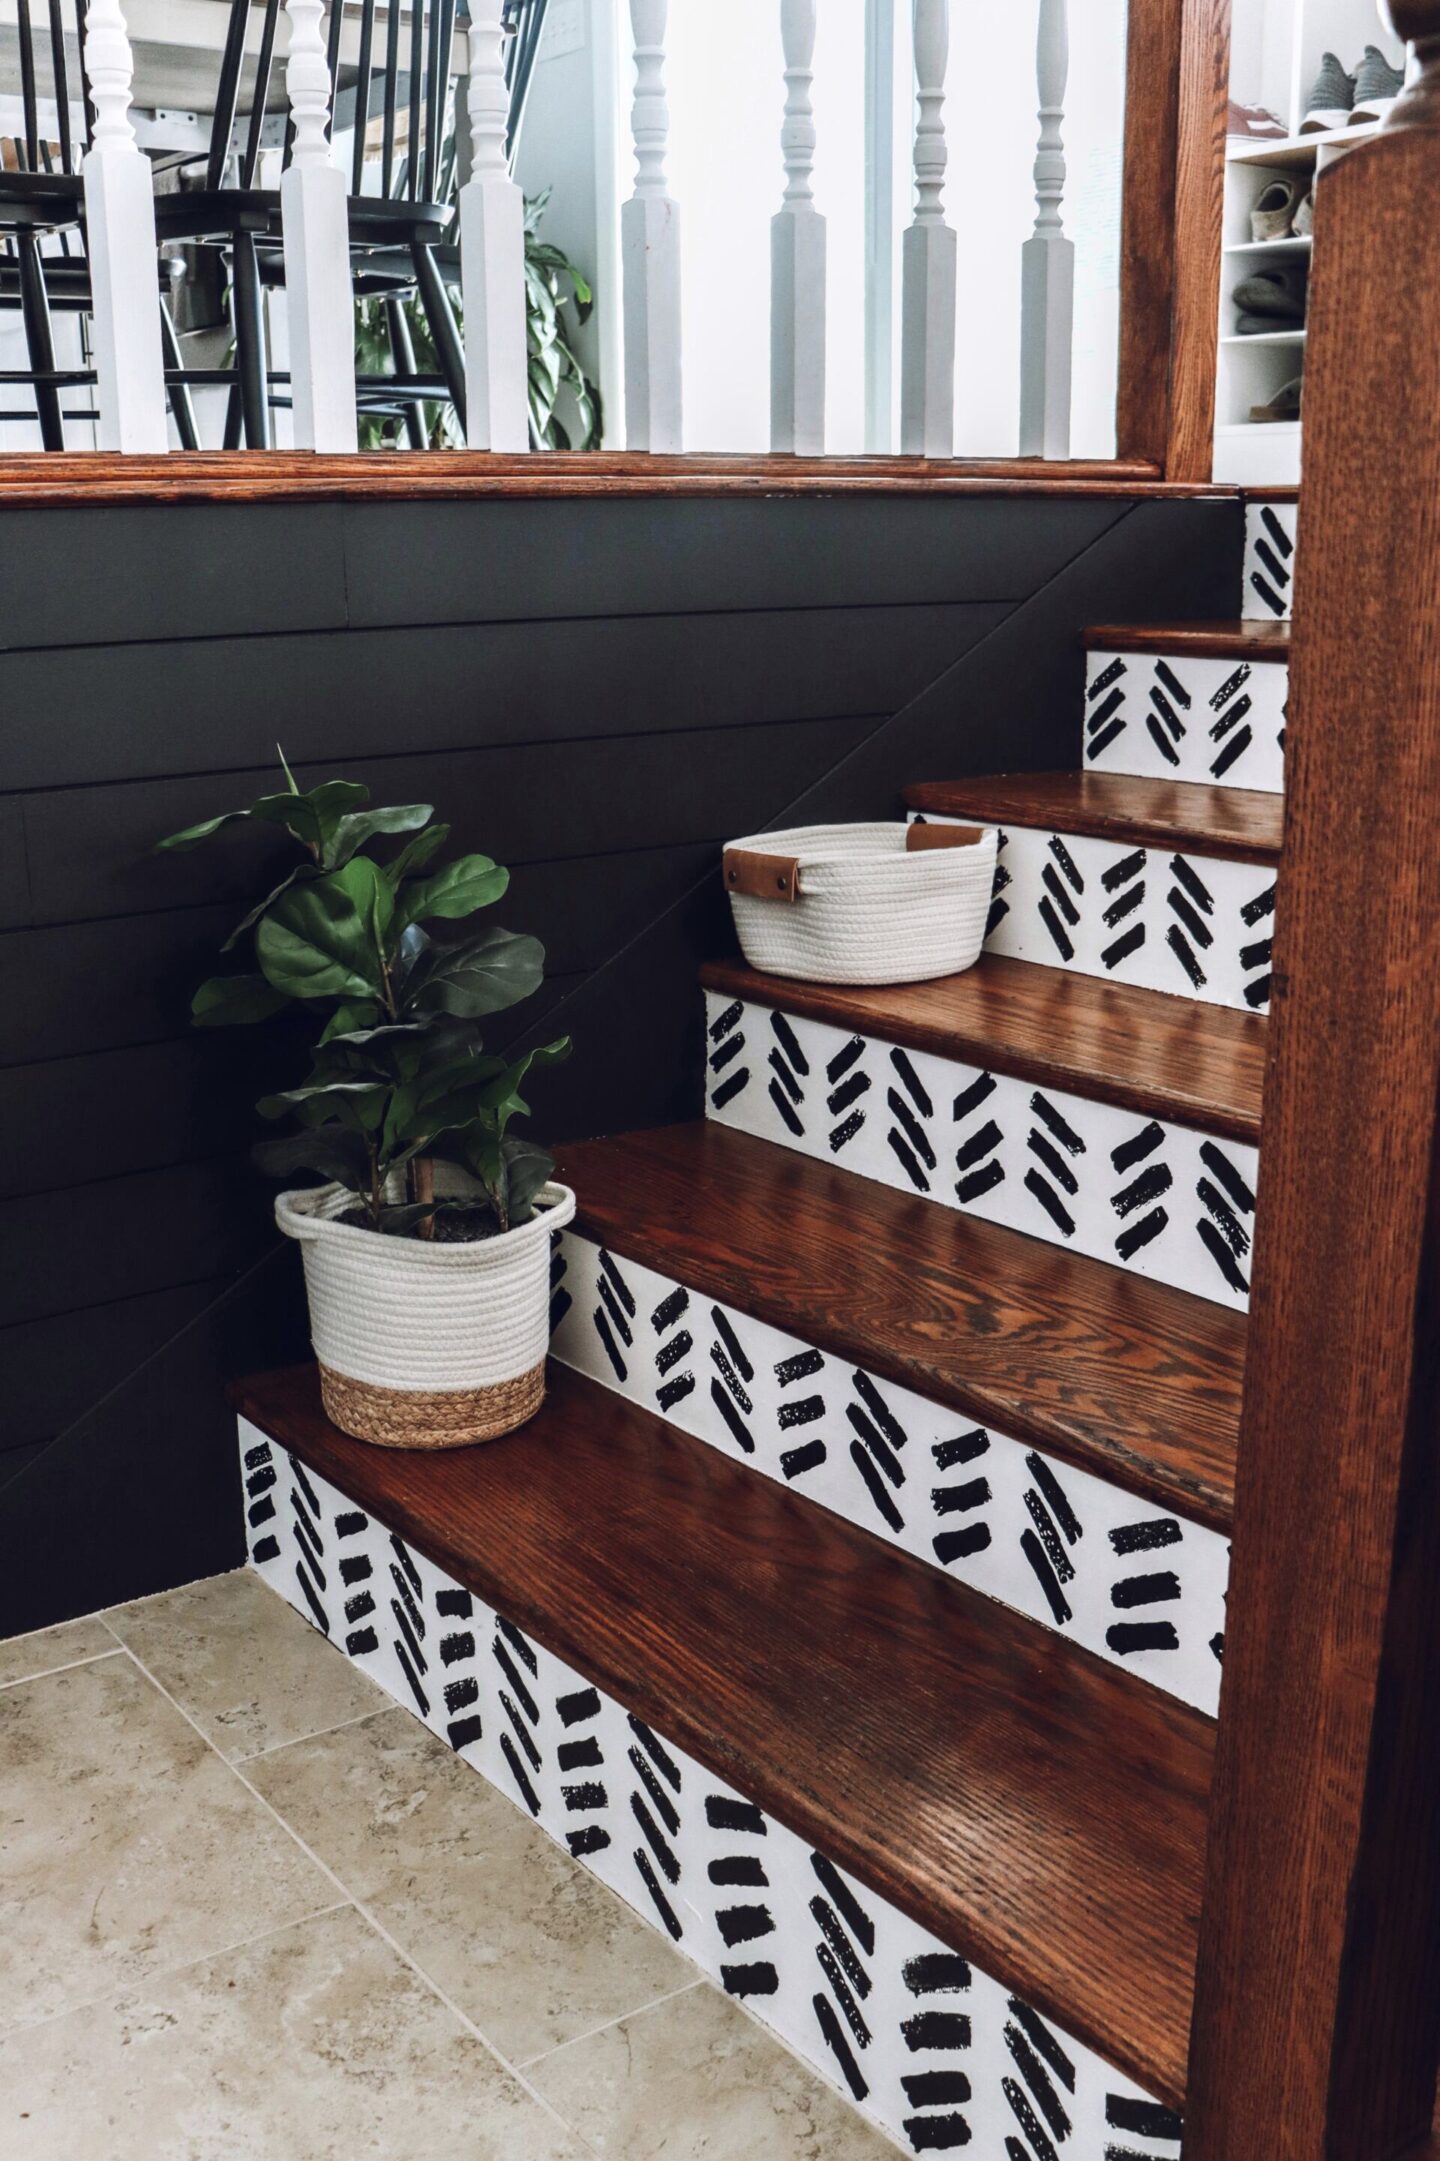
[{"x1": 158, "y1": 756, "x2": 573, "y2": 1449}]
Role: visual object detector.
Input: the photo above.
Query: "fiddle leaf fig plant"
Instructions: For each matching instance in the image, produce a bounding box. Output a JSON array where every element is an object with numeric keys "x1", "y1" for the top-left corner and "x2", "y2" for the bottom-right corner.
[{"x1": 158, "y1": 755, "x2": 570, "y2": 1239}]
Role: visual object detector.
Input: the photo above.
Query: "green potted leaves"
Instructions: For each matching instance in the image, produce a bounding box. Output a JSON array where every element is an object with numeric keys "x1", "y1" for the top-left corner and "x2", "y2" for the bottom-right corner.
[{"x1": 160, "y1": 756, "x2": 573, "y2": 1449}]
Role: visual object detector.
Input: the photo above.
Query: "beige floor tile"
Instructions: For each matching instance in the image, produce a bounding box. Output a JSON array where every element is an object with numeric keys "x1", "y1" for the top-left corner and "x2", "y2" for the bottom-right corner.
[
  {"x1": 530, "y1": 1982, "x2": 900, "y2": 2160},
  {"x1": 0, "y1": 1615, "x2": 118, "y2": 1690},
  {"x1": 105, "y1": 1568, "x2": 388, "y2": 1761},
  {"x1": 0, "y1": 1655, "x2": 337, "y2": 2031},
  {"x1": 0, "y1": 1905, "x2": 592, "y2": 2161},
  {"x1": 248, "y1": 1706, "x2": 692, "y2": 2063}
]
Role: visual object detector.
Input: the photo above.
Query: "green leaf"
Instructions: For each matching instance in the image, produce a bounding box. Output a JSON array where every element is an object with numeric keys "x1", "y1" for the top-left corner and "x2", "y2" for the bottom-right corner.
[
  {"x1": 397, "y1": 854, "x2": 509, "y2": 931},
  {"x1": 503, "y1": 1136, "x2": 556, "y2": 1224},
  {"x1": 382, "y1": 822, "x2": 450, "y2": 889},
  {"x1": 413, "y1": 927, "x2": 546, "y2": 1020},
  {"x1": 156, "y1": 808, "x2": 253, "y2": 853},
  {"x1": 256, "y1": 856, "x2": 392, "y2": 1002},
  {"x1": 191, "y1": 974, "x2": 290, "y2": 1027},
  {"x1": 326, "y1": 801, "x2": 432, "y2": 869},
  {"x1": 319, "y1": 999, "x2": 383, "y2": 1043},
  {"x1": 252, "y1": 1128, "x2": 373, "y2": 1190},
  {"x1": 221, "y1": 862, "x2": 319, "y2": 953},
  {"x1": 277, "y1": 744, "x2": 301, "y2": 793},
  {"x1": 257, "y1": 1078, "x2": 388, "y2": 1132}
]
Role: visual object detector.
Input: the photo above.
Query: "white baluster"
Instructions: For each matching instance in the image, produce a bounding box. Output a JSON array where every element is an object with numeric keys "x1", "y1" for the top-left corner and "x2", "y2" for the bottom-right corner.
[
  {"x1": 280, "y1": 0, "x2": 358, "y2": 451},
  {"x1": 622, "y1": 0, "x2": 682, "y2": 451},
  {"x1": 899, "y1": 0, "x2": 956, "y2": 456},
  {"x1": 771, "y1": 0, "x2": 825, "y2": 454},
  {"x1": 1019, "y1": 0, "x2": 1073, "y2": 458},
  {"x1": 82, "y1": 0, "x2": 168, "y2": 451},
  {"x1": 461, "y1": 2, "x2": 528, "y2": 451}
]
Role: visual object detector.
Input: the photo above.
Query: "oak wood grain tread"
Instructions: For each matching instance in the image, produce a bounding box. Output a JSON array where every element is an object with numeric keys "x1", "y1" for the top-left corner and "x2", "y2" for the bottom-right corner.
[
  {"x1": 701, "y1": 952, "x2": 1266, "y2": 1145},
  {"x1": 0, "y1": 452, "x2": 1239, "y2": 507},
  {"x1": 235, "y1": 1355, "x2": 1211, "y2": 2110},
  {"x1": 906, "y1": 771, "x2": 1284, "y2": 867},
  {"x1": 1085, "y1": 620, "x2": 1290, "y2": 661},
  {"x1": 557, "y1": 1122, "x2": 1243, "y2": 1532}
]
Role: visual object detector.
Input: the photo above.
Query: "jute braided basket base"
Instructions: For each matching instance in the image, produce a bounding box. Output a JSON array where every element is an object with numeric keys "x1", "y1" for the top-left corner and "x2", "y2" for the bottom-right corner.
[{"x1": 319, "y1": 1359, "x2": 548, "y2": 1449}]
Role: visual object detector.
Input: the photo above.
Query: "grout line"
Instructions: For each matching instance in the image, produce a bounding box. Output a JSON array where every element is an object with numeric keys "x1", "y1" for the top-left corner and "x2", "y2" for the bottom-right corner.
[
  {"x1": 116, "y1": 1641, "x2": 609, "y2": 2160},
  {"x1": 0, "y1": 1900, "x2": 355, "y2": 2044},
  {"x1": 515, "y1": 1979, "x2": 706, "y2": 2072},
  {"x1": 0, "y1": 1645, "x2": 124, "y2": 1693},
  {"x1": 231, "y1": 1702, "x2": 396, "y2": 1764}
]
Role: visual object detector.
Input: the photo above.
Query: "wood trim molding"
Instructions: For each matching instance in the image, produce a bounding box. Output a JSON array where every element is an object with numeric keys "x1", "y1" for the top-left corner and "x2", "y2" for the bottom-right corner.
[
  {"x1": 1184, "y1": 87, "x2": 1440, "y2": 2160},
  {"x1": 1117, "y1": 0, "x2": 1230, "y2": 480},
  {"x1": 0, "y1": 450, "x2": 1237, "y2": 507}
]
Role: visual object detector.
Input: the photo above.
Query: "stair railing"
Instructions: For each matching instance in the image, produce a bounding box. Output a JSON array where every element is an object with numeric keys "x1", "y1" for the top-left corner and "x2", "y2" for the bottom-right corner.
[
  {"x1": 1183, "y1": 6, "x2": 1440, "y2": 2154},
  {"x1": 66, "y1": 0, "x2": 1230, "y2": 466}
]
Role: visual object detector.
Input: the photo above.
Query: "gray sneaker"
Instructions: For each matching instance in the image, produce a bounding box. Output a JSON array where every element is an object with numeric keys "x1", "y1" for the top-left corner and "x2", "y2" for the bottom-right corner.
[
  {"x1": 1233, "y1": 265, "x2": 1308, "y2": 318},
  {"x1": 1351, "y1": 45, "x2": 1405, "y2": 124},
  {"x1": 1300, "y1": 51, "x2": 1354, "y2": 131}
]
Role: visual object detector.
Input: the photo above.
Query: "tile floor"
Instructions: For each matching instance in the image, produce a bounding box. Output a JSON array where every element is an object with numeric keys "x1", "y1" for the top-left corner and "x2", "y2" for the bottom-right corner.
[{"x1": 1, "y1": 1568, "x2": 898, "y2": 2160}]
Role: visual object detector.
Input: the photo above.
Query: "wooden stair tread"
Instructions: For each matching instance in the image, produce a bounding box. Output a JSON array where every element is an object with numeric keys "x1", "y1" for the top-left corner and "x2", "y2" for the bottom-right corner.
[
  {"x1": 1085, "y1": 620, "x2": 1291, "y2": 661},
  {"x1": 557, "y1": 1122, "x2": 1243, "y2": 1531},
  {"x1": 236, "y1": 1356, "x2": 1210, "y2": 2109},
  {"x1": 906, "y1": 771, "x2": 1284, "y2": 866},
  {"x1": 702, "y1": 952, "x2": 1266, "y2": 1145}
]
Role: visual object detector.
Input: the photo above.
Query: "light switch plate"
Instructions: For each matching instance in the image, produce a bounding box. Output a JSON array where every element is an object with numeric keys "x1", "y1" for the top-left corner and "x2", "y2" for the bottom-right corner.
[{"x1": 542, "y1": 0, "x2": 586, "y2": 59}]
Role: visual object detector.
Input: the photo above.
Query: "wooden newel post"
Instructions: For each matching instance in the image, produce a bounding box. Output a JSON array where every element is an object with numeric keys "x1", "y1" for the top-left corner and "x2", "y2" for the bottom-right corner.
[
  {"x1": 82, "y1": 0, "x2": 168, "y2": 452},
  {"x1": 899, "y1": 0, "x2": 956, "y2": 457},
  {"x1": 771, "y1": 0, "x2": 826, "y2": 455},
  {"x1": 1019, "y1": 0, "x2": 1073, "y2": 458},
  {"x1": 280, "y1": 0, "x2": 358, "y2": 452},
  {"x1": 1184, "y1": 13, "x2": 1440, "y2": 2157},
  {"x1": 461, "y1": 1, "x2": 529, "y2": 451},
  {"x1": 622, "y1": 0, "x2": 682, "y2": 452}
]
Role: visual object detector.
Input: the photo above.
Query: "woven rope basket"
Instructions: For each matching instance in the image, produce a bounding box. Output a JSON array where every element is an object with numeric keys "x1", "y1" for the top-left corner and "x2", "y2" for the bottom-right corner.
[
  {"x1": 275, "y1": 1174, "x2": 576, "y2": 1451},
  {"x1": 723, "y1": 820, "x2": 999, "y2": 987}
]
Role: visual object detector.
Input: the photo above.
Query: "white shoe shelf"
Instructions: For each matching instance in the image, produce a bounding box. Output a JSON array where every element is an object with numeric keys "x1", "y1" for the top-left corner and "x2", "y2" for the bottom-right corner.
[{"x1": 1214, "y1": 0, "x2": 1408, "y2": 485}]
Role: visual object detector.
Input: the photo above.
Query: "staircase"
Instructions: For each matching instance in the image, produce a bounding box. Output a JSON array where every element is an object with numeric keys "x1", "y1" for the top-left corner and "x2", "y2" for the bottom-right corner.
[{"x1": 236, "y1": 488, "x2": 1301, "y2": 2157}]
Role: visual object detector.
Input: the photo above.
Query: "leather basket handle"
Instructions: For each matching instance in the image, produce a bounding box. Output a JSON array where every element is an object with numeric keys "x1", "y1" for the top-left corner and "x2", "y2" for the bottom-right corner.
[{"x1": 723, "y1": 847, "x2": 802, "y2": 904}]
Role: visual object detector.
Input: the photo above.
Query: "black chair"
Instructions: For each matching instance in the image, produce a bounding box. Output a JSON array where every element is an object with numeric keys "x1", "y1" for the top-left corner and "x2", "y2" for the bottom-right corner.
[{"x1": 151, "y1": 0, "x2": 468, "y2": 449}]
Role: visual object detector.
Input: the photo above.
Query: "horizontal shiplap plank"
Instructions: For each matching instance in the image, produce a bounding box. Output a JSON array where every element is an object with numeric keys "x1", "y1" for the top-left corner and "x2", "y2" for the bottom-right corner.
[
  {"x1": 0, "y1": 1278, "x2": 220, "y2": 1453},
  {"x1": 14, "y1": 722, "x2": 856, "y2": 927},
  {"x1": 339, "y1": 496, "x2": 1126, "y2": 629},
  {"x1": 0, "y1": 504, "x2": 349, "y2": 653},
  {"x1": 0, "y1": 603, "x2": 1004, "y2": 793},
  {"x1": 0, "y1": 1155, "x2": 272, "y2": 1329}
]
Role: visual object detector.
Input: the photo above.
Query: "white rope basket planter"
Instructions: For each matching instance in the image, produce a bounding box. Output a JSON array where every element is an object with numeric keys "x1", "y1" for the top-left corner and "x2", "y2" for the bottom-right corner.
[
  {"x1": 722, "y1": 821, "x2": 999, "y2": 987},
  {"x1": 276, "y1": 1174, "x2": 576, "y2": 1450}
]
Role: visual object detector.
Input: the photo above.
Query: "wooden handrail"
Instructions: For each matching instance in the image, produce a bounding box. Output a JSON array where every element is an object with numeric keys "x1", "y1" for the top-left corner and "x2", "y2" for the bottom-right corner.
[
  {"x1": 1185, "y1": 11, "x2": 1440, "y2": 2154},
  {"x1": 1117, "y1": 0, "x2": 1230, "y2": 481}
]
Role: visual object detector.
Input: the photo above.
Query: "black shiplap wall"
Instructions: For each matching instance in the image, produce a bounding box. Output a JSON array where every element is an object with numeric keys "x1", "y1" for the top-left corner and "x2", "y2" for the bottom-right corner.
[{"x1": 0, "y1": 489, "x2": 1239, "y2": 1632}]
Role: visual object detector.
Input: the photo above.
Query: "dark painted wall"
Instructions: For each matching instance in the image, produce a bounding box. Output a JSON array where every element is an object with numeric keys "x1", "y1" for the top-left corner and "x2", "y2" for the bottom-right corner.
[{"x1": 0, "y1": 489, "x2": 1240, "y2": 1633}]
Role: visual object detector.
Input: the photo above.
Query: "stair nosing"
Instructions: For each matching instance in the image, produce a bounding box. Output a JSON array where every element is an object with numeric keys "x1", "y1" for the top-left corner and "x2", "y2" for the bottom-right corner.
[
  {"x1": 905, "y1": 772, "x2": 1283, "y2": 868},
  {"x1": 701, "y1": 953, "x2": 1265, "y2": 1147},
  {"x1": 236, "y1": 1356, "x2": 1208, "y2": 2111},
  {"x1": 561, "y1": 1123, "x2": 1241, "y2": 1534},
  {"x1": 1084, "y1": 619, "x2": 1291, "y2": 661}
]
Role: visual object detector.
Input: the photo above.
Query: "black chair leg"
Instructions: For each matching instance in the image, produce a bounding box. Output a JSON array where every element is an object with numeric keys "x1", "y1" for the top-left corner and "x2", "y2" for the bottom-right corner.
[
  {"x1": 410, "y1": 242, "x2": 466, "y2": 433},
  {"x1": 230, "y1": 231, "x2": 271, "y2": 449},
  {"x1": 16, "y1": 232, "x2": 64, "y2": 451},
  {"x1": 384, "y1": 296, "x2": 428, "y2": 449},
  {"x1": 222, "y1": 385, "x2": 243, "y2": 450},
  {"x1": 158, "y1": 295, "x2": 201, "y2": 451}
]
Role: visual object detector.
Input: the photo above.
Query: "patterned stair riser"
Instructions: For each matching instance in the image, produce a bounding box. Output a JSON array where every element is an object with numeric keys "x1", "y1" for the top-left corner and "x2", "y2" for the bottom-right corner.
[
  {"x1": 704, "y1": 994, "x2": 1259, "y2": 1312},
  {"x1": 551, "y1": 1235, "x2": 1229, "y2": 1715},
  {"x1": 1083, "y1": 649, "x2": 1286, "y2": 794},
  {"x1": 240, "y1": 1423, "x2": 1185, "y2": 2161},
  {"x1": 1242, "y1": 500, "x2": 1298, "y2": 621},
  {"x1": 912, "y1": 816, "x2": 1274, "y2": 1016}
]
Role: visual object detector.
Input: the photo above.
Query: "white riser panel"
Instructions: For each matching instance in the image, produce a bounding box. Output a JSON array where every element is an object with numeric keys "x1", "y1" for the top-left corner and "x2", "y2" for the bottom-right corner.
[
  {"x1": 239, "y1": 1422, "x2": 1184, "y2": 2161},
  {"x1": 703, "y1": 994, "x2": 1259, "y2": 1312},
  {"x1": 1084, "y1": 648, "x2": 1286, "y2": 795},
  {"x1": 1243, "y1": 500, "x2": 1298, "y2": 620},
  {"x1": 550, "y1": 1234, "x2": 1230, "y2": 1716}
]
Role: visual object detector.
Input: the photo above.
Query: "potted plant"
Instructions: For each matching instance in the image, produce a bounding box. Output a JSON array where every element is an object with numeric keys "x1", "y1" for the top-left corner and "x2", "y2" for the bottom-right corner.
[{"x1": 158, "y1": 756, "x2": 573, "y2": 1450}]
